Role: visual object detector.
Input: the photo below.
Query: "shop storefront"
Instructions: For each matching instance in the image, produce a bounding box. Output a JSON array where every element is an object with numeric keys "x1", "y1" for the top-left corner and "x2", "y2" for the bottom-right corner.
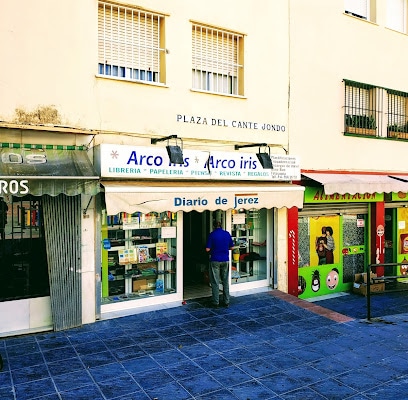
[
  {"x1": 385, "y1": 191, "x2": 408, "y2": 275},
  {"x1": 297, "y1": 172, "x2": 408, "y2": 299},
  {"x1": 0, "y1": 144, "x2": 99, "y2": 336},
  {"x1": 94, "y1": 143, "x2": 303, "y2": 317}
]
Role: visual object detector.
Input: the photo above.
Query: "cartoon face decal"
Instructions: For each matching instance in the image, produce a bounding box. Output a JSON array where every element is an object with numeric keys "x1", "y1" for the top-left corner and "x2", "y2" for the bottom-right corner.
[
  {"x1": 401, "y1": 263, "x2": 408, "y2": 276},
  {"x1": 326, "y1": 268, "x2": 339, "y2": 290},
  {"x1": 311, "y1": 270, "x2": 320, "y2": 292}
]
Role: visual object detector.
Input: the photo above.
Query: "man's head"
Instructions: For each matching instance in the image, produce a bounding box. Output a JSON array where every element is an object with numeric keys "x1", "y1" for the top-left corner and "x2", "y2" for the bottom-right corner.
[{"x1": 213, "y1": 221, "x2": 222, "y2": 229}]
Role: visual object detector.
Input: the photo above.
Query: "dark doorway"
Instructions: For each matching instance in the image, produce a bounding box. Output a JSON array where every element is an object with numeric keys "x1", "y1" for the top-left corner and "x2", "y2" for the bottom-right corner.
[
  {"x1": 384, "y1": 208, "x2": 395, "y2": 264},
  {"x1": 0, "y1": 196, "x2": 49, "y2": 302},
  {"x1": 183, "y1": 211, "x2": 211, "y2": 299}
]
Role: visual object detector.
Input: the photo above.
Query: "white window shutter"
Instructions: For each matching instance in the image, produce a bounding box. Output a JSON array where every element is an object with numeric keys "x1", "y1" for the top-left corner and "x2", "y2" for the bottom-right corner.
[
  {"x1": 346, "y1": 86, "x2": 369, "y2": 116},
  {"x1": 386, "y1": 0, "x2": 406, "y2": 33},
  {"x1": 192, "y1": 24, "x2": 242, "y2": 95},
  {"x1": 345, "y1": 0, "x2": 369, "y2": 19}
]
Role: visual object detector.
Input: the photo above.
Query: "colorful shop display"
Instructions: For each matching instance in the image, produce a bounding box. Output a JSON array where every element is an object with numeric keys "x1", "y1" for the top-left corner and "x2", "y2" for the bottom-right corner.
[
  {"x1": 298, "y1": 187, "x2": 371, "y2": 299},
  {"x1": 298, "y1": 215, "x2": 351, "y2": 298},
  {"x1": 299, "y1": 187, "x2": 408, "y2": 299},
  {"x1": 101, "y1": 211, "x2": 177, "y2": 302}
]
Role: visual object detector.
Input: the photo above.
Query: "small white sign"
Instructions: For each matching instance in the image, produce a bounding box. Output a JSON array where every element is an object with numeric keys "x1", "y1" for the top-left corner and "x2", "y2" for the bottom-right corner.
[
  {"x1": 399, "y1": 221, "x2": 406, "y2": 230},
  {"x1": 161, "y1": 226, "x2": 176, "y2": 238},
  {"x1": 233, "y1": 213, "x2": 246, "y2": 225}
]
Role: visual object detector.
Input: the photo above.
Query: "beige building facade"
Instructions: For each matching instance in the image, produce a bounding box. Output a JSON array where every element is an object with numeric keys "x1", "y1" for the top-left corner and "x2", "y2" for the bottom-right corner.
[
  {"x1": 290, "y1": 1, "x2": 408, "y2": 300},
  {"x1": 0, "y1": 0, "x2": 302, "y2": 336},
  {"x1": 2, "y1": 0, "x2": 408, "y2": 336}
]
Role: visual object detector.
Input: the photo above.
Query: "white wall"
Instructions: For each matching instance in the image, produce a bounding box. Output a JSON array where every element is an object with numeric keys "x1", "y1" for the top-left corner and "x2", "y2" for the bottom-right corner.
[
  {"x1": 0, "y1": 297, "x2": 52, "y2": 337},
  {"x1": 0, "y1": 0, "x2": 291, "y2": 155},
  {"x1": 82, "y1": 199, "x2": 97, "y2": 325},
  {"x1": 289, "y1": 0, "x2": 408, "y2": 173}
]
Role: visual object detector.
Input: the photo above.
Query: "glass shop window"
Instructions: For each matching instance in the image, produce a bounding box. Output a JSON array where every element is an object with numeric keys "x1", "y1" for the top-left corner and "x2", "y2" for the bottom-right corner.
[
  {"x1": 101, "y1": 211, "x2": 177, "y2": 303},
  {"x1": 230, "y1": 208, "x2": 267, "y2": 283}
]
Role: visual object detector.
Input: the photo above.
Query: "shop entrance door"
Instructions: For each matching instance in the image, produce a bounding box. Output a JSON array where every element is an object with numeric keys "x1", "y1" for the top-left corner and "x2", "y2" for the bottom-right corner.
[
  {"x1": 385, "y1": 208, "x2": 394, "y2": 264},
  {"x1": 183, "y1": 210, "x2": 225, "y2": 300},
  {"x1": 0, "y1": 196, "x2": 49, "y2": 301}
]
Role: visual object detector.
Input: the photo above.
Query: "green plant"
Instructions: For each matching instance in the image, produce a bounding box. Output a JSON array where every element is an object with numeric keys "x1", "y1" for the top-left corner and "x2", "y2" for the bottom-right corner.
[
  {"x1": 388, "y1": 122, "x2": 408, "y2": 133},
  {"x1": 345, "y1": 114, "x2": 376, "y2": 129}
]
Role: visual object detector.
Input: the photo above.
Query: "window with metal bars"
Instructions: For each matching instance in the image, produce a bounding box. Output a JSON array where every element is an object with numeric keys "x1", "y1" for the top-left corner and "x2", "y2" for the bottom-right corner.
[
  {"x1": 192, "y1": 24, "x2": 244, "y2": 96},
  {"x1": 344, "y1": 80, "x2": 408, "y2": 140},
  {"x1": 97, "y1": 2, "x2": 165, "y2": 84},
  {"x1": 344, "y1": 80, "x2": 378, "y2": 136},
  {"x1": 387, "y1": 90, "x2": 408, "y2": 139},
  {"x1": 0, "y1": 196, "x2": 49, "y2": 302}
]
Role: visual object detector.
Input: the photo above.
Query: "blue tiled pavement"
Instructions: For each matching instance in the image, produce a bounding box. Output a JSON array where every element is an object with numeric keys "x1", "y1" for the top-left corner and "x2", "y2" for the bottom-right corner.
[{"x1": 1, "y1": 290, "x2": 408, "y2": 399}]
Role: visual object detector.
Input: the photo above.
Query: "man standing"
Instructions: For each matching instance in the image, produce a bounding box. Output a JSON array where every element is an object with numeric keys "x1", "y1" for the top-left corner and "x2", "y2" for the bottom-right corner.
[{"x1": 206, "y1": 221, "x2": 234, "y2": 308}]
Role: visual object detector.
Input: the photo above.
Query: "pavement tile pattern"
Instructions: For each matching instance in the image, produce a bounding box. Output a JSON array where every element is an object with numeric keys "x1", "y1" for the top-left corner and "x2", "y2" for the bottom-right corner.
[{"x1": 1, "y1": 290, "x2": 408, "y2": 399}]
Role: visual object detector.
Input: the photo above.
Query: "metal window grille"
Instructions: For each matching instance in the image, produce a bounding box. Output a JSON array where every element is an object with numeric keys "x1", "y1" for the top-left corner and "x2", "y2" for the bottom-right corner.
[
  {"x1": 192, "y1": 24, "x2": 243, "y2": 96},
  {"x1": 344, "y1": 81, "x2": 379, "y2": 136},
  {"x1": 344, "y1": 80, "x2": 408, "y2": 140},
  {"x1": 0, "y1": 196, "x2": 49, "y2": 302},
  {"x1": 98, "y1": 2, "x2": 165, "y2": 84},
  {"x1": 387, "y1": 90, "x2": 408, "y2": 138}
]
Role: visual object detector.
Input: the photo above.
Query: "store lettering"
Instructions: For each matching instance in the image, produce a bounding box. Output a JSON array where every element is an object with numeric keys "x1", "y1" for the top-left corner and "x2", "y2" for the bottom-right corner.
[
  {"x1": 206, "y1": 155, "x2": 258, "y2": 170},
  {"x1": 207, "y1": 156, "x2": 236, "y2": 169},
  {"x1": 174, "y1": 197, "x2": 208, "y2": 206},
  {"x1": 1, "y1": 152, "x2": 46, "y2": 164},
  {"x1": 0, "y1": 179, "x2": 29, "y2": 195},
  {"x1": 127, "y1": 151, "x2": 165, "y2": 166},
  {"x1": 126, "y1": 151, "x2": 189, "y2": 167},
  {"x1": 108, "y1": 167, "x2": 141, "y2": 174},
  {"x1": 312, "y1": 191, "x2": 377, "y2": 201},
  {"x1": 234, "y1": 196, "x2": 259, "y2": 209}
]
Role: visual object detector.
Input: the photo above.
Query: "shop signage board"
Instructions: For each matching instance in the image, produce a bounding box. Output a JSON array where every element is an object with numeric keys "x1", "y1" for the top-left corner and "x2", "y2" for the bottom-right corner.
[
  {"x1": 0, "y1": 146, "x2": 99, "y2": 196},
  {"x1": 102, "y1": 183, "x2": 304, "y2": 214},
  {"x1": 304, "y1": 187, "x2": 383, "y2": 203},
  {"x1": 392, "y1": 192, "x2": 408, "y2": 201},
  {"x1": 95, "y1": 144, "x2": 300, "y2": 181}
]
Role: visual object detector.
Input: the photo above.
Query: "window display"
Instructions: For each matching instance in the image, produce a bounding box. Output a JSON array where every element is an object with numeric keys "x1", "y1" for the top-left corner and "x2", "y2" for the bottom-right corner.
[
  {"x1": 101, "y1": 211, "x2": 177, "y2": 303},
  {"x1": 230, "y1": 208, "x2": 267, "y2": 283},
  {"x1": 298, "y1": 214, "x2": 366, "y2": 298}
]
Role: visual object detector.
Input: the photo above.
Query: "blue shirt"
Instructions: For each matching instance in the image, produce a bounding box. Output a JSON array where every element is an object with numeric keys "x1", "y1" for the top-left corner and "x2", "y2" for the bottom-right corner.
[{"x1": 206, "y1": 228, "x2": 234, "y2": 262}]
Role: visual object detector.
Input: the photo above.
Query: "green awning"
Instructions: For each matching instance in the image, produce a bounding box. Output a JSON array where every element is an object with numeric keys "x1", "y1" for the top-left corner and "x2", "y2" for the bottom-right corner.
[{"x1": 0, "y1": 146, "x2": 100, "y2": 196}]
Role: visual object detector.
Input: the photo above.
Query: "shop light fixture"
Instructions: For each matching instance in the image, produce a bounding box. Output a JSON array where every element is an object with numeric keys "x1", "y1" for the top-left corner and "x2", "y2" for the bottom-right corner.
[
  {"x1": 234, "y1": 143, "x2": 273, "y2": 169},
  {"x1": 151, "y1": 134, "x2": 184, "y2": 164}
]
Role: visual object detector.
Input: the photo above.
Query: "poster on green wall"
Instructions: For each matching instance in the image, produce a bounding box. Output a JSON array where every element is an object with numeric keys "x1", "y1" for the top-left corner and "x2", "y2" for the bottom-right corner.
[{"x1": 298, "y1": 214, "x2": 349, "y2": 298}]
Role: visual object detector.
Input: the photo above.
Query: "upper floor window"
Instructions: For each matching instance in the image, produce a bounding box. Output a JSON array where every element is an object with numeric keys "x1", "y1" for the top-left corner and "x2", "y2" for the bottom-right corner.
[
  {"x1": 344, "y1": 81, "x2": 377, "y2": 136},
  {"x1": 192, "y1": 24, "x2": 244, "y2": 96},
  {"x1": 345, "y1": 0, "x2": 370, "y2": 20},
  {"x1": 344, "y1": 79, "x2": 408, "y2": 140},
  {"x1": 387, "y1": 90, "x2": 408, "y2": 138},
  {"x1": 98, "y1": 2, "x2": 166, "y2": 84},
  {"x1": 386, "y1": 0, "x2": 407, "y2": 33}
]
